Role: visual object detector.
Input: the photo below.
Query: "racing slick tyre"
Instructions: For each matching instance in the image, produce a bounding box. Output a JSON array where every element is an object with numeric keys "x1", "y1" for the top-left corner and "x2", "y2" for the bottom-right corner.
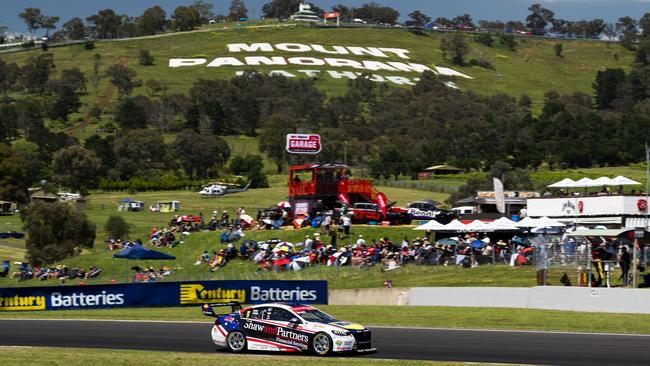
[
  {"x1": 226, "y1": 330, "x2": 247, "y2": 353},
  {"x1": 312, "y1": 332, "x2": 333, "y2": 356}
]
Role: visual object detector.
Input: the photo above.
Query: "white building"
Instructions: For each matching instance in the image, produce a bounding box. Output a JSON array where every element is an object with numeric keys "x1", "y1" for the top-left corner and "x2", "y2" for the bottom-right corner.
[{"x1": 290, "y1": 3, "x2": 321, "y2": 22}]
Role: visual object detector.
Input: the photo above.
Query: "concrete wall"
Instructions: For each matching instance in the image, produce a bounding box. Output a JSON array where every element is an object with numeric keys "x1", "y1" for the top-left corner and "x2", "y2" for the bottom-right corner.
[
  {"x1": 329, "y1": 288, "x2": 410, "y2": 306},
  {"x1": 329, "y1": 287, "x2": 650, "y2": 314}
]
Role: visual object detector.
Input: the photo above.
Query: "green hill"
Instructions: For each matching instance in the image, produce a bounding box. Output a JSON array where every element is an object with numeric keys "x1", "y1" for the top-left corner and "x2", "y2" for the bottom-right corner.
[{"x1": 2, "y1": 24, "x2": 634, "y2": 120}]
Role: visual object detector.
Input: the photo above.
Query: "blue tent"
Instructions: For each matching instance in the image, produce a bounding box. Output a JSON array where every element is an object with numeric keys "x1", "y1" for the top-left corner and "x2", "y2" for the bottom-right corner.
[
  {"x1": 120, "y1": 198, "x2": 137, "y2": 203},
  {"x1": 113, "y1": 244, "x2": 176, "y2": 260}
]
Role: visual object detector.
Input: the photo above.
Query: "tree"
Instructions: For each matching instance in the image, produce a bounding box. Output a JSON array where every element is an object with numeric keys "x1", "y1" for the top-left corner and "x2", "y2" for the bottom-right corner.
[
  {"x1": 112, "y1": 129, "x2": 166, "y2": 179},
  {"x1": 229, "y1": 0, "x2": 248, "y2": 21},
  {"x1": 262, "y1": 0, "x2": 302, "y2": 19},
  {"x1": 51, "y1": 145, "x2": 101, "y2": 193},
  {"x1": 0, "y1": 22, "x2": 7, "y2": 44},
  {"x1": 0, "y1": 143, "x2": 32, "y2": 203},
  {"x1": 137, "y1": 5, "x2": 167, "y2": 36},
  {"x1": 452, "y1": 13, "x2": 475, "y2": 28},
  {"x1": 85, "y1": 135, "x2": 115, "y2": 173},
  {"x1": 62, "y1": 17, "x2": 86, "y2": 39},
  {"x1": 46, "y1": 80, "x2": 80, "y2": 121},
  {"x1": 106, "y1": 63, "x2": 139, "y2": 97},
  {"x1": 0, "y1": 59, "x2": 20, "y2": 95},
  {"x1": 593, "y1": 68, "x2": 626, "y2": 110},
  {"x1": 475, "y1": 33, "x2": 494, "y2": 47},
  {"x1": 259, "y1": 114, "x2": 296, "y2": 173},
  {"x1": 20, "y1": 53, "x2": 55, "y2": 93},
  {"x1": 86, "y1": 9, "x2": 121, "y2": 39},
  {"x1": 440, "y1": 33, "x2": 469, "y2": 66},
  {"x1": 0, "y1": 103, "x2": 19, "y2": 141},
  {"x1": 19, "y1": 7, "x2": 43, "y2": 39},
  {"x1": 40, "y1": 15, "x2": 59, "y2": 37},
  {"x1": 172, "y1": 6, "x2": 201, "y2": 31},
  {"x1": 526, "y1": 3, "x2": 554, "y2": 35},
  {"x1": 554, "y1": 43, "x2": 563, "y2": 57},
  {"x1": 229, "y1": 155, "x2": 268, "y2": 188},
  {"x1": 115, "y1": 97, "x2": 148, "y2": 129},
  {"x1": 105, "y1": 216, "x2": 130, "y2": 239},
  {"x1": 189, "y1": 0, "x2": 215, "y2": 23},
  {"x1": 406, "y1": 10, "x2": 431, "y2": 28},
  {"x1": 354, "y1": 2, "x2": 400, "y2": 24},
  {"x1": 61, "y1": 68, "x2": 87, "y2": 92},
  {"x1": 618, "y1": 16, "x2": 638, "y2": 50},
  {"x1": 171, "y1": 129, "x2": 230, "y2": 178},
  {"x1": 21, "y1": 201, "x2": 96, "y2": 266},
  {"x1": 139, "y1": 49, "x2": 155, "y2": 66}
]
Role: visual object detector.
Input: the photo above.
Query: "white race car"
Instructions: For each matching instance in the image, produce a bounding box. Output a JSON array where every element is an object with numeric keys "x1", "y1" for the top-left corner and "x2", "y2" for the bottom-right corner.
[{"x1": 202, "y1": 302, "x2": 376, "y2": 355}]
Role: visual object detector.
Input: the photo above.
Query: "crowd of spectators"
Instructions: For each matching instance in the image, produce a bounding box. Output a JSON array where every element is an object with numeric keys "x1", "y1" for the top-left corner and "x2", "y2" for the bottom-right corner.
[
  {"x1": 132, "y1": 265, "x2": 174, "y2": 282},
  {"x1": 6, "y1": 262, "x2": 101, "y2": 282}
]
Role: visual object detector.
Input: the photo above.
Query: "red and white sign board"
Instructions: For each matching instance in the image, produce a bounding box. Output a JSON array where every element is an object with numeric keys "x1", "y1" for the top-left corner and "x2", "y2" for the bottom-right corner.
[{"x1": 286, "y1": 134, "x2": 322, "y2": 154}]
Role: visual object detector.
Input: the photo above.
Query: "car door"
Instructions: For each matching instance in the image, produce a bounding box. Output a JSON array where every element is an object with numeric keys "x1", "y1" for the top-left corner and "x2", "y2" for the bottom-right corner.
[{"x1": 268, "y1": 307, "x2": 311, "y2": 351}]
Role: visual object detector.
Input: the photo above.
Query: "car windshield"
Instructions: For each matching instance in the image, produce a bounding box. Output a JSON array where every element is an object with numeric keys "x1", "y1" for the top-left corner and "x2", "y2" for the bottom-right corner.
[{"x1": 298, "y1": 309, "x2": 337, "y2": 323}]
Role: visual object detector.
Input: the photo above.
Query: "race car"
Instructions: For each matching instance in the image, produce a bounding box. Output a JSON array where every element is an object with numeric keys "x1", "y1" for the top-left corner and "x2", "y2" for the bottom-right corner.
[{"x1": 202, "y1": 302, "x2": 376, "y2": 355}]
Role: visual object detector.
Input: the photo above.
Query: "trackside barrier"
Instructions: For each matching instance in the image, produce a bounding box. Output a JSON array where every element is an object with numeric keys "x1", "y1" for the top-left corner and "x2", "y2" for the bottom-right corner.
[
  {"x1": 329, "y1": 287, "x2": 650, "y2": 314},
  {"x1": 0, "y1": 280, "x2": 327, "y2": 311}
]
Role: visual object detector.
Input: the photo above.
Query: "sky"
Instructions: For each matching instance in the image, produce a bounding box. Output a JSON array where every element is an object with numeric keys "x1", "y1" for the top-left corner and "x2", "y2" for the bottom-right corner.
[{"x1": 2, "y1": 0, "x2": 650, "y2": 36}]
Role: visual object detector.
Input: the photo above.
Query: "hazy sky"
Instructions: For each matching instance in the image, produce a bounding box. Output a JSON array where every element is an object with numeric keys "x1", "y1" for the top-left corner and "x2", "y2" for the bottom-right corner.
[{"x1": 2, "y1": 0, "x2": 650, "y2": 35}]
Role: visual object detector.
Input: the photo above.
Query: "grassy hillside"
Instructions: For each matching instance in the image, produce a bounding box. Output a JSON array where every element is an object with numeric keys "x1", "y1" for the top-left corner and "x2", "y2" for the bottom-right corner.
[{"x1": 1, "y1": 25, "x2": 633, "y2": 124}]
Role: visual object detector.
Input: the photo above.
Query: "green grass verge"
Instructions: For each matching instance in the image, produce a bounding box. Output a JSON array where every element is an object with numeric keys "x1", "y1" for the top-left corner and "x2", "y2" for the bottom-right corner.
[
  {"x1": 3, "y1": 305, "x2": 650, "y2": 335},
  {"x1": 0, "y1": 346, "x2": 465, "y2": 366}
]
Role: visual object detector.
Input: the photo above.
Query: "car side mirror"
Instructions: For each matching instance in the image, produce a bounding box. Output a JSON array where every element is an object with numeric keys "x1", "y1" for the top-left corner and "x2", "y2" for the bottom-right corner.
[{"x1": 289, "y1": 317, "x2": 302, "y2": 326}]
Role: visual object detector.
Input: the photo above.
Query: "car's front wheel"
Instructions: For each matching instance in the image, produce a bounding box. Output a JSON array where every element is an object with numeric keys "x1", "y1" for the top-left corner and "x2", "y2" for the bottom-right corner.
[
  {"x1": 226, "y1": 330, "x2": 247, "y2": 353},
  {"x1": 312, "y1": 332, "x2": 333, "y2": 356}
]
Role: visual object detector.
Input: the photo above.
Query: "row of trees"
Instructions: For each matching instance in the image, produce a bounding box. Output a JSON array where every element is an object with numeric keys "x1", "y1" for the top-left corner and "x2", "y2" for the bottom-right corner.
[
  {"x1": 12, "y1": 1, "x2": 249, "y2": 41},
  {"x1": 8, "y1": 2, "x2": 648, "y2": 44}
]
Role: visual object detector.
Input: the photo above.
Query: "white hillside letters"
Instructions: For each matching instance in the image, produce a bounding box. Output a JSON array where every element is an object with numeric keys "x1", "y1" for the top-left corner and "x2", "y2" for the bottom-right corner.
[{"x1": 169, "y1": 42, "x2": 473, "y2": 86}]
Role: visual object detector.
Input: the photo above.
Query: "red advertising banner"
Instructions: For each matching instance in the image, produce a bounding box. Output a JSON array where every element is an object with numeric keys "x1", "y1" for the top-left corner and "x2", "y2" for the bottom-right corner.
[
  {"x1": 286, "y1": 134, "x2": 322, "y2": 154},
  {"x1": 324, "y1": 12, "x2": 340, "y2": 19}
]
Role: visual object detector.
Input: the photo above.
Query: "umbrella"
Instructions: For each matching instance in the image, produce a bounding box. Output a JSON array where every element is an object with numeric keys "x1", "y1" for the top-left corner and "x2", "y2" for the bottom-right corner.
[
  {"x1": 442, "y1": 220, "x2": 468, "y2": 232},
  {"x1": 465, "y1": 220, "x2": 493, "y2": 232},
  {"x1": 113, "y1": 244, "x2": 176, "y2": 260},
  {"x1": 573, "y1": 178, "x2": 599, "y2": 188},
  {"x1": 536, "y1": 216, "x2": 566, "y2": 227},
  {"x1": 240, "y1": 214, "x2": 254, "y2": 225},
  {"x1": 489, "y1": 217, "x2": 519, "y2": 231},
  {"x1": 593, "y1": 176, "x2": 615, "y2": 186},
  {"x1": 178, "y1": 215, "x2": 200, "y2": 223},
  {"x1": 277, "y1": 201, "x2": 292, "y2": 209},
  {"x1": 531, "y1": 226, "x2": 562, "y2": 234},
  {"x1": 547, "y1": 178, "x2": 576, "y2": 188},
  {"x1": 515, "y1": 217, "x2": 539, "y2": 228},
  {"x1": 413, "y1": 220, "x2": 446, "y2": 231},
  {"x1": 611, "y1": 176, "x2": 642, "y2": 186},
  {"x1": 436, "y1": 238, "x2": 459, "y2": 246}
]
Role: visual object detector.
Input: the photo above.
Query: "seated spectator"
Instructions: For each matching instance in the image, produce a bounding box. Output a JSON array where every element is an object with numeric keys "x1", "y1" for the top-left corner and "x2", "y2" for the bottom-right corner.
[
  {"x1": 0, "y1": 260, "x2": 9, "y2": 278},
  {"x1": 195, "y1": 250, "x2": 211, "y2": 265},
  {"x1": 209, "y1": 249, "x2": 228, "y2": 271}
]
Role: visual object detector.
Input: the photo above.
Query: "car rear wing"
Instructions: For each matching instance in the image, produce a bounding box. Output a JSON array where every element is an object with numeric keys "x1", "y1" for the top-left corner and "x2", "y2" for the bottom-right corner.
[{"x1": 201, "y1": 302, "x2": 242, "y2": 317}]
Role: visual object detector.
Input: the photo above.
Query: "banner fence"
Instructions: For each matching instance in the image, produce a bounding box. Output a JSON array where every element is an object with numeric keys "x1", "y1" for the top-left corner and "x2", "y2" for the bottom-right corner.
[{"x1": 0, "y1": 280, "x2": 328, "y2": 311}]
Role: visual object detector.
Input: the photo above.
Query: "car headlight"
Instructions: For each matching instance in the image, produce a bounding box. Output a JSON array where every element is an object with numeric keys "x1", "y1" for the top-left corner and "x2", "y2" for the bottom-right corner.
[{"x1": 331, "y1": 330, "x2": 351, "y2": 337}]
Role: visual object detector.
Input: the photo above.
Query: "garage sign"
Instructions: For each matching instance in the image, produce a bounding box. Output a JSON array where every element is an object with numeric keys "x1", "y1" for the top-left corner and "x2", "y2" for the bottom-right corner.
[{"x1": 286, "y1": 134, "x2": 322, "y2": 154}]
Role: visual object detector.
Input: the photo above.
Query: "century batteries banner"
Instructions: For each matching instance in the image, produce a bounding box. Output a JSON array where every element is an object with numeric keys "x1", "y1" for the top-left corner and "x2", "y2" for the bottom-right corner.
[{"x1": 0, "y1": 280, "x2": 328, "y2": 311}]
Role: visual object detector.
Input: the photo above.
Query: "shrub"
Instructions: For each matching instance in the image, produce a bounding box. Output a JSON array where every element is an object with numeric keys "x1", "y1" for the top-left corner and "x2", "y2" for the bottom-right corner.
[
  {"x1": 84, "y1": 40, "x2": 95, "y2": 50},
  {"x1": 105, "y1": 216, "x2": 130, "y2": 239},
  {"x1": 475, "y1": 33, "x2": 494, "y2": 47},
  {"x1": 139, "y1": 49, "x2": 155, "y2": 66}
]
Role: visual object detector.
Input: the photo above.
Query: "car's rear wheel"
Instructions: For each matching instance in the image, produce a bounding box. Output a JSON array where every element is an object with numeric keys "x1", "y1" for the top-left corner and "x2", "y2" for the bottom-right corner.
[
  {"x1": 226, "y1": 330, "x2": 247, "y2": 353},
  {"x1": 312, "y1": 332, "x2": 333, "y2": 356}
]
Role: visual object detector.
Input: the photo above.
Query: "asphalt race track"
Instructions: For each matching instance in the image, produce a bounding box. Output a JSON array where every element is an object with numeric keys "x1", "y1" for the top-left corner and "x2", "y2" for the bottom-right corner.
[{"x1": 0, "y1": 319, "x2": 648, "y2": 365}]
